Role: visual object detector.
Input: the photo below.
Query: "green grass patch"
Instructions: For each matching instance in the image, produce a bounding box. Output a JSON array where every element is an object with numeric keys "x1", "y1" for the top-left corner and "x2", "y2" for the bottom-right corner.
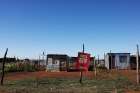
[{"x1": 0, "y1": 76, "x2": 140, "y2": 93}]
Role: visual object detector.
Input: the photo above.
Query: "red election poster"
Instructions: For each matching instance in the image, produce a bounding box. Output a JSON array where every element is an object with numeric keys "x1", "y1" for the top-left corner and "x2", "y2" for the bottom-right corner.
[{"x1": 76, "y1": 52, "x2": 91, "y2": 71}]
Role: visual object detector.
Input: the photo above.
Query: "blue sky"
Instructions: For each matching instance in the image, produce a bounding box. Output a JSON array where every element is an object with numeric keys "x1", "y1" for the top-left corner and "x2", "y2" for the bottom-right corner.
[{"x1": 0, "y1": 0, "x2": 140, "y2": 59}]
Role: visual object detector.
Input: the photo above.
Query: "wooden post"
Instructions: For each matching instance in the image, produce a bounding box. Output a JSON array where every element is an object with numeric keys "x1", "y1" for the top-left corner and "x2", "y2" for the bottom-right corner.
[
  {"x1": 80, "y1": 44, "x2": 84, "y2": 84},
  {"x1": 94, "y1": 57, "x2": 97, "y2": 78},
  {"x1": 98, "y1": 55, "x2": 99, "y2": 65},
  {"x1": 136, "y1": 44, "x2": 139, "y2": 84},
  {"x1": 1, "y1": 48, "x2": 8, "y2": 86},
  {"x1": 104, "y1": 53, "x2": 106, "y2": 66},
  {"x1": 43, "y1": 52, "x2": 45, "y2": 65},
  {"x1": 110, "y1": 50, "x2": 112, "y2": 70},
  {"x1": 46, "y1": 55, "x2": 48, "y2": 72},
  {"x1": 38, "y1": 55, "x2": 40, "y2": 69}
]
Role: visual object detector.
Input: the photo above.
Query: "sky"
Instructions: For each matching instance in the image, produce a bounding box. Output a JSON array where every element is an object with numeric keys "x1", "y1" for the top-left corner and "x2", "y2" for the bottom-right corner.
[{"x1": 0, "y1": 0, "x2": 140, "y2": 59}]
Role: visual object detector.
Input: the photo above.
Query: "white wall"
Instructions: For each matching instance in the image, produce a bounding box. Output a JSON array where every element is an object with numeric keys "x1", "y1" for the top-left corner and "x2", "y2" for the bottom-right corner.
[
  {"x1": 105, "y1": 55, "x2": 110, "y2": 69},
  {"x1": 47, "y1": 58, "x2": 60, "y2": 72},
  {"x1": 115, "y1": 54, "x2": 130, "y2": 69},
  {"x1": 105, "y1": 53, "x2": 130, "y2": 70}
]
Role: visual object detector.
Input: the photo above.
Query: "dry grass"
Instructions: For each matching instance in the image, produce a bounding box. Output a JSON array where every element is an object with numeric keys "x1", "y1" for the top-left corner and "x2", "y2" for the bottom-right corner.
[
  {"x1": 0, "y1": 76, "x2": 138, "y2": 93},
  {"x1": 1, "y1": 70, "x2": 140, "y2": 93}
]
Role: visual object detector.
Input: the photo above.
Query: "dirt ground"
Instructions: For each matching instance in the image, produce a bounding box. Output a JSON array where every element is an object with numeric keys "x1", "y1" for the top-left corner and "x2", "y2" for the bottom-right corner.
[
  {"x1": 1, "y1": 70, "x2": 140, "y2": 93},
  {"x1": 126, "y1": 91, "x2": 140, "y2": 93},
  {"x1": 109, "y1": 70, "x2": 139, "y2": 83},
  {"x1": 4, "y1": 71, "x2": 94, "y2": 81},
  {"x1": 2, "y1": 70, "x2": 139, "y2": 82}
]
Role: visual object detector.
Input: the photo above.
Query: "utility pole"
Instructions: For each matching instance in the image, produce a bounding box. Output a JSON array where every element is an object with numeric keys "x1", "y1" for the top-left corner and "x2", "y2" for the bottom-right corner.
[
  {"x1": 80, "y1": 44, "x2": 84, "y2": 84},
  {"x1": 136, "y1": 44, "x2": 139, "y2": 84},
  {"x1": 1, "y1": 48, "x2": 8, "y2": 86}
]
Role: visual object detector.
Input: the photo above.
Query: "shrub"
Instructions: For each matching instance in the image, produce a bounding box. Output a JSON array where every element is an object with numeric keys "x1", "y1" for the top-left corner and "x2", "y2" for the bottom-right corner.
[
  {"x1": 4, "y1": 63, "x2": 45, "y2": 72},
  {"x1": 88, "y1": 65, "x2": 94, "y2": 71},
  {"x1": 96, "y1": 65, "x2": 108, "y2": 70}
]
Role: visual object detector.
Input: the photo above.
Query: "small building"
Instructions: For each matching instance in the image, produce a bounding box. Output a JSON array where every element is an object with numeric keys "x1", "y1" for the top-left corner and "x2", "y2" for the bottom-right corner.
[
  {"x1": 0, "y1": 57, "x2": 16, "y2": 63},
  {"x1": 68, "y1": 57, "x2": 78, "y2": 72},
  {"x1": 0, "y1": 57, "x2": 17, "y2": 70},
  {"x1": 46, "y1": 54, "x2": 69, "y2": 72},
  {"x1": 130, "y1": 55, "x2": 140, "y2": 70},
  {"x1": 38, "y1": 60, "x2": 46, "y2": 66},
  {"x1": 105, "y1": 53, "x2": 130, "y2": 69},
  {"x1": 0, "y1": 57, "x2": 16, "y2": 66}
]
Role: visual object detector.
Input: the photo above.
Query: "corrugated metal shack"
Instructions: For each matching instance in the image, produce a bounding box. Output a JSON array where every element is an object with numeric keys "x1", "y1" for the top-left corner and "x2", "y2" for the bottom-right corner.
[
  {"x1": 68, "y1": 57, "x2": 78, "y2": 72},
  {"x1": 46, "y1": 54, "x2": 69, "y2": 72},
  {"x1": 130, "y1": 55, "x2": 140, "y2": 70},
  {"x1": 105, "y1": 53, "x2": 130, "y2": 70},
  {"x1": 0, "y1": 57, "x2": 16, "y2": 63},
  {"x1": 0, "y1": 57, "x2": 16, "y2": 70}
]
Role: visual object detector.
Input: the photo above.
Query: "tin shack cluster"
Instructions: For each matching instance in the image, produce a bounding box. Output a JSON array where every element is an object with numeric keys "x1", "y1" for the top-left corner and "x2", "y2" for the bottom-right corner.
[
  {"x1": 46, "y1": 54, "x2": 94, "y2": 72},
  {"x1": 44, "y1": 53, "x2": 140, "y2": 72},
  {"x1": 0, "y1": 52, "x2": 140, "y2": 72}
]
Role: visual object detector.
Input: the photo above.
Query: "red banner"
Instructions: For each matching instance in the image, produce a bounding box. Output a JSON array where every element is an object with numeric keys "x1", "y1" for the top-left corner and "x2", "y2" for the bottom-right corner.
[{"x1": 76, "y1": 52, "x2": 91, "y2": 71}]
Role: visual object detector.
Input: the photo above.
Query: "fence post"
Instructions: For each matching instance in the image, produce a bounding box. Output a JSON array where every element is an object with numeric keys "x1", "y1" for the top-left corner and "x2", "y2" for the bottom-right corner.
[
  {"x1": 136, "y1": 44, "x2": 139, "y2": 84},
  {"x1": 1, "y1": 48, "x2": 8, "y2": 86},
  {"x1": 79, "y1": 44, "x2": 85, "y2": 84}
]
